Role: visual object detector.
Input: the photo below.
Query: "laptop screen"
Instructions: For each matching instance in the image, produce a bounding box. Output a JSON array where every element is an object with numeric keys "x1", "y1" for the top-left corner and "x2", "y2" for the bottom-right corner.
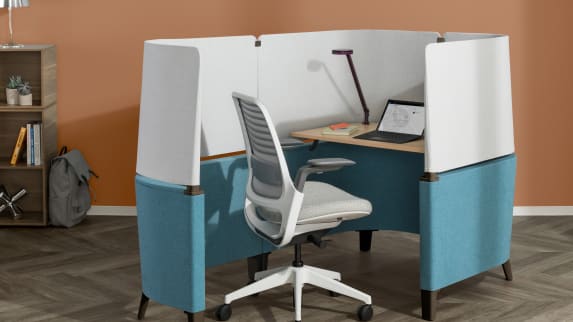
[{"x1": 378, "y1": 101, "x2": 425, "y2": 135}]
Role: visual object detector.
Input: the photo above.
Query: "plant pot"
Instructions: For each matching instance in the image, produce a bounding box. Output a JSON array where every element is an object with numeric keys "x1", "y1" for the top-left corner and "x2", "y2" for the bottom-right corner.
[
  {"x1": 5, "y1": 88, "x2": 19, "y2": 105},
  {"x1": 19, "y1": 94, "x2": 32, "y2": 106}
]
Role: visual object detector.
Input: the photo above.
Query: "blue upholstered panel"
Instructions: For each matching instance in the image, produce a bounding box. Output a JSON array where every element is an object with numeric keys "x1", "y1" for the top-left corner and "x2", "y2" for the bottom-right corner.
[
  {"x1": 198, "y1": 143, "x2": 424, "y2": 255},
  {"x1": 136, "y1": 145, "x2": 516, "y2": 313},
  {"x1": 419, "y1": 154, "x2": 516, "y2": 291},
  {"x1": 200, "y1": 157, "x2": 267, "y2": 267},
  {"x1": 259, "y1": 143, "x2": 424, "y2": 252},
  {"x1": 309, "y1": 143, "x2": 424, "y2": 234},
  {"x1": 136, "y1": 175, "x2": 205, "y2": 313}
]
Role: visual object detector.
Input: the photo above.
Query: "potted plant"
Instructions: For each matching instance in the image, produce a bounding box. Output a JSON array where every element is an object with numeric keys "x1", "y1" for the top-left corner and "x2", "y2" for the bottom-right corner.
[
  {"x1": 5, "y1": 75, "x2": 22, "y2": 105},
  {"x1": 17, "y1": 81, "x2": 32, "y2": 106}
]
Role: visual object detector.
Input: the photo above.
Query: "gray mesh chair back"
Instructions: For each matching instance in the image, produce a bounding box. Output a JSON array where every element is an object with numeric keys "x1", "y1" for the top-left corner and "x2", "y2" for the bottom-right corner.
[
  {"x1": 232, "y1": 92, "x2": 304, "y2": 246},
  {"x1": 235, "y1": 98, "x2": 284, "y2": 199}
]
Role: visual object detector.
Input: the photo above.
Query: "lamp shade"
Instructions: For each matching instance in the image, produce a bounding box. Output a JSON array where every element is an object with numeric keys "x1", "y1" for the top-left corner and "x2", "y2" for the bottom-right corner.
[{"x1": 0, "y1": 0, "x2": 30, "y2": 8}]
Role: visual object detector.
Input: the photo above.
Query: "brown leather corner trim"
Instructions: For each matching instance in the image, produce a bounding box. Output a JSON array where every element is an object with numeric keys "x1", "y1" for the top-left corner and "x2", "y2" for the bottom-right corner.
[
  {"x1": 200, "y1": 150, "x2": 245, "y2": 161},
  {"x1": 420, "y1": 172, "x2": 439, "y2": 182},
  {"x1": 185, "y1": 185, "x2": 204, "y2": 196}
]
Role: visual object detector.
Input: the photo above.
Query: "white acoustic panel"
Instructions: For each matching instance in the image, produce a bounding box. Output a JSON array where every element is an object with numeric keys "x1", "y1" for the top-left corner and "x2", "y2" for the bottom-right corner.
[
  {"x1": 444, "y1": 32, "x2": 501, "y2": 41},
  {"x1": 258, "y1": 30, "x2": 439, "y2": 138},
  {"x1": 149, "y1": 37, "x2": 258, "y2": 157},
  {"x1": 424, "y1": 35, "x2": 514, "y2": 173},
  {"x1": 137, "y1": 36, "x2": 257, "y2": 185},
  {"x1": 137, "y1": 42, "x2": 202, "y2": 186}
]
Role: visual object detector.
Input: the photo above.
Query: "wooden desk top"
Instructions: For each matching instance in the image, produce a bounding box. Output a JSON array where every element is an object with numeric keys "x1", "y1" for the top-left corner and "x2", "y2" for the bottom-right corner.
[{"x1": 291, "y1": 123, "x2": 425, "y2": 154}]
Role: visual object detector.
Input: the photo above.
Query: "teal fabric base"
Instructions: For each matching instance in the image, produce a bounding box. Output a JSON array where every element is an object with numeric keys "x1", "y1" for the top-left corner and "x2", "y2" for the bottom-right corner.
[
  {"x1": 135, "y1": 143, "x2": 516, "y2": 313},
  {"x1": 201, "y1": 157, "x2": 266, "y2": 267},
  {"x1": 136, "y1": 175, "x2": 205, "y2": 313},
  {"x1": 201, "y1": 142, "x2": 425, "y2": 260},
  {"x1": 301, "y1": 143, "x2": 424, "y2": 234},
  {"x1": 420, "y1": 154, "x2": 516, "y2": 291}
]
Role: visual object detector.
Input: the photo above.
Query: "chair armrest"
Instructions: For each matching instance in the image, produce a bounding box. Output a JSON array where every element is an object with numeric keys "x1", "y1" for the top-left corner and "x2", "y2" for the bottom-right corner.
[
  {"x1": 280, "y1": 137, "x2": 305, "y2": 148},
  {"x1": 307, "y1": 158, "x2": 356, "y2": 167},
  {"x1": 294, "y1": 158, "x2": 356, "y2": 191}
]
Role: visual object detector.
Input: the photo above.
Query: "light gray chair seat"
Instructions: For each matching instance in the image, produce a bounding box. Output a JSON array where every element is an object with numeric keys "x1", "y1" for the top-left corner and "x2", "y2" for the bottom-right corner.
[{"x1": 258, "y1": 181, "x2": 372, "y2": 225}]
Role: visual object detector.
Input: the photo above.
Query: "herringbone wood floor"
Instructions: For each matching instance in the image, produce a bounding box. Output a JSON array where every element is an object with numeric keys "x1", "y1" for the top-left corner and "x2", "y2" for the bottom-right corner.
[{"x1": 0, "y1": 216, "x2": 572, "y2": 321}]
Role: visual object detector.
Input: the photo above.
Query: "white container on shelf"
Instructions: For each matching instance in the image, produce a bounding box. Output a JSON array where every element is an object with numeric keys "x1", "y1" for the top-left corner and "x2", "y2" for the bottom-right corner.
[
  {"x1": 5, "y1": 88, "x2": 19, "y2": 105},
  {"x1": 19, "y1": 93, "x2": 32, "y2": 105}
]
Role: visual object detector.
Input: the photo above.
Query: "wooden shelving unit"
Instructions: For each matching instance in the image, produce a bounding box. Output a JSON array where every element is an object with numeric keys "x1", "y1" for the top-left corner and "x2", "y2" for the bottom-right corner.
[{"x1": 0, "y1": 45, "x2": 57, "y2": 226}]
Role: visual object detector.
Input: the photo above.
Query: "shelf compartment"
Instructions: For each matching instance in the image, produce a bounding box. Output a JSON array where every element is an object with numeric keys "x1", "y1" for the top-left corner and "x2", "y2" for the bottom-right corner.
[
  {"x1": 0, "y1": 212, "x2": 45, "y2": 226},
  {"x1": 0, "y1": 169, "x2": 44, "y2": 214},
  {"x1": 0, "y1": 104, "x2": 53, "y2": 112},
  {"x1": 0, "y1": 158, "x2": 43, "y2": 170},
  {"x1": 0, "y1": 45, "x2": 56, "y2": 107}
]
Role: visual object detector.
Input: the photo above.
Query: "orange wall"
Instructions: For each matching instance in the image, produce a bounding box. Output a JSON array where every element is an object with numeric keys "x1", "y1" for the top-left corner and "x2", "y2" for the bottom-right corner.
[{"x1": 1, "y1": 0, "x2": 571, "y2": 206}]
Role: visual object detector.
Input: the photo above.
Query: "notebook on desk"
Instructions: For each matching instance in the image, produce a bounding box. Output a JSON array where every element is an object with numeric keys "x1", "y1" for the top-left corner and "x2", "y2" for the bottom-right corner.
[{"x1": 354, "y1": 99, "x2": 425, "y2": 144}]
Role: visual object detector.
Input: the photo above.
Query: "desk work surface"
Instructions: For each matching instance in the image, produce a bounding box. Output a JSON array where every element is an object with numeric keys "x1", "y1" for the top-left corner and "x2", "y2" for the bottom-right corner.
[{"x1": 291, "y1": 123, "x2": 425, "y2": 154}]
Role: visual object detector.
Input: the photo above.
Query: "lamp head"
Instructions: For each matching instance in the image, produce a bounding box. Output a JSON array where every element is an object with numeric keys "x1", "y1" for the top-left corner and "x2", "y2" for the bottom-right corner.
[
  {"x1": 332, "y1": 49, "x2": 353, "y2": 55},
  {"x1": 0, "y1": 0, "x2": 30, "y2": 8}
]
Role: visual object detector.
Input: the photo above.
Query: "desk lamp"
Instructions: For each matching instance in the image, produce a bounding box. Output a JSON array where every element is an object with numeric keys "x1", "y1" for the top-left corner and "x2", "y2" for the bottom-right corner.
[
  {"x1": 332, "y1": 49, "x2": 370, "y2": 125},
  {"x1": 1, "y1": 0, "x2": 30, "y2": 48}
]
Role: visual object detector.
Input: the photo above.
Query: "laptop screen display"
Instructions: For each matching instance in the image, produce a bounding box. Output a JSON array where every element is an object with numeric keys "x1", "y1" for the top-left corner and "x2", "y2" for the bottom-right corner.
[{"x1": 378, "y1": 102, "x2": 425, "y2": 135}]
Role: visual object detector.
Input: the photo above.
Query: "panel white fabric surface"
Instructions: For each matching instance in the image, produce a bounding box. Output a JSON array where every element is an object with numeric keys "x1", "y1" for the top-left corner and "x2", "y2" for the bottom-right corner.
[
  {"x1": 258, "y1": 30, "x2": 439, "y2": 138},
  {"x1": 137, "y1": 31, "x2": 515, "y2": 184},
  {"x1": 444, "y1": 32, "x2": 501, "y2": 41},
  {"x1": 137, "y1": 36, "x2": 257, "y2": 185},
  {"x1": 137, "y1": 42, "x2": 202, "y2": 186},
  {"x1": 424, "y1": 35, "x2": 514, "y2": 173}
]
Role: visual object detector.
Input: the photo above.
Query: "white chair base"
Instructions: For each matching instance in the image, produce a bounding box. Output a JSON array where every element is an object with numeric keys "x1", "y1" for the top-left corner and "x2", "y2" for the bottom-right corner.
[{"x1": 223, "y1": 265, "x2": 372, "y2": 322}]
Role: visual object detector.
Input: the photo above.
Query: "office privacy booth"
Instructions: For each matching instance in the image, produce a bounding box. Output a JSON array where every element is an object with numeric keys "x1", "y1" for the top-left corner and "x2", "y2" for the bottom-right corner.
[{"x1": 135, "y1": 30, "x2": 516, "y2": 321}]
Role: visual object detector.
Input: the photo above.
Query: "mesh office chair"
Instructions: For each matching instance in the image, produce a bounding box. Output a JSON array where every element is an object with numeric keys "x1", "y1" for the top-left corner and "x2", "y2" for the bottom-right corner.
[{"x1": 216, "y1": 93, "x2": 373, "y2": 322}]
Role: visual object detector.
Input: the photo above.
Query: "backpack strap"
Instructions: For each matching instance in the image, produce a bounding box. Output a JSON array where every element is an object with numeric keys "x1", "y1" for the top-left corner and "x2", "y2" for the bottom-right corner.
[{"x1": 58, "y1": 146, "x2": 68, "y2": 156}]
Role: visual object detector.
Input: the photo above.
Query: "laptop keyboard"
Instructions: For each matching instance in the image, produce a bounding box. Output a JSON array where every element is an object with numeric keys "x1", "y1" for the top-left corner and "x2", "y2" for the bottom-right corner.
[
  {"x1": 373, "y1": 132, "x2": 407, "y2": 141},
  {"x1": 354, "y1": 131, "x2": 419, "y2": 143}
]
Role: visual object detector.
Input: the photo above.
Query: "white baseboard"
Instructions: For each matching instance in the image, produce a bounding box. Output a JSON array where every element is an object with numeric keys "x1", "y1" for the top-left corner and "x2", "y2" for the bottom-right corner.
[
  {"x1": 87, "y1": 206, "x2": 573, "y2": 217},
  {"x1": 513, "y1": 206, "x2": 573, "y2": 216},
  {"x1": 87, "y1": 206, "x2": 137, "y2": 216}
]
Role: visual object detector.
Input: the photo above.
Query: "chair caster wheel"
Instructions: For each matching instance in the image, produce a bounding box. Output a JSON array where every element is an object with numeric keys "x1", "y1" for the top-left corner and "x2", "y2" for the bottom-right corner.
[
  {"x1": 329, "y1": 290, "x2": 340, "y2": 297},
  {"x1": 215, "y1": 304, "x2": 232, "y2": 321},
  {"x1": 357, "y1": 304, "x2": 373, "y2": 321}
]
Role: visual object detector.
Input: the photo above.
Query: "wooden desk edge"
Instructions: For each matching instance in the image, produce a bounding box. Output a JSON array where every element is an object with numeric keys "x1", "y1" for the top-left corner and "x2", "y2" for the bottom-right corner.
[{"x1": 290, "y1": 123, "x2": 425, "y2": 154}]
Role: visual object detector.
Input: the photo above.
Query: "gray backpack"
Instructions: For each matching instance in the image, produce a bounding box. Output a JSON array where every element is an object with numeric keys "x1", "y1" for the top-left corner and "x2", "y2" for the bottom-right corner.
[{"x1": 49, "y1": 147, "x2": 96, "y2": 227}]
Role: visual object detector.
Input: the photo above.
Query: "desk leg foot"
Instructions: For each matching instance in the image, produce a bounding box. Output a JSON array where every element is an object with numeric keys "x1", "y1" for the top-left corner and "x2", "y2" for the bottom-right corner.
[
  {"x1": 359, "y1": 230, "x2": 375, "y2": 252},
  {"x1": 185, "y1": 310, "x2": 204, "y2": 322},
  {"x1": 137, "y1": 292, "x2": 149, "y2": 320},
  {"x1": 421, "y1": 289, "x2": 438, "y2": 321},
  {"x1": 502, "y1": 259, "x2": 513, "y2": 281},
  {"x1": 247, "y1": 253, "x2": 270, "y2": 282}
]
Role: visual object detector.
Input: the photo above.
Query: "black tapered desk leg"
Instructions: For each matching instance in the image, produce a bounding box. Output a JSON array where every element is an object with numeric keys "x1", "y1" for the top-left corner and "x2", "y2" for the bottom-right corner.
[
  {"x1": 137, "y1": 293, "x2": 149, "y2": 320},
  {"x1": 185, "y1": 311, "x2": 204, "y2": 322},
  {"x1": 247, "y1": 252, "x2": 270, "y2": 282},
  {"x1": 359, "y1": 230, "x2": 375, "y2": 252},
  {"x1": 502, "y1": 259, "x2": 513, "y2": 281},
  {"x1": 421, "y1": 289, "x2": 438, "y2": 321}
]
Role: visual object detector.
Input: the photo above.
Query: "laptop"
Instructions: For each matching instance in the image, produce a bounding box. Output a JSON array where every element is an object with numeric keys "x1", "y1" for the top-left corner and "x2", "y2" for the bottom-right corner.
[{"x1": 354, "y1": 99, "x2": 425, "y2": 144}]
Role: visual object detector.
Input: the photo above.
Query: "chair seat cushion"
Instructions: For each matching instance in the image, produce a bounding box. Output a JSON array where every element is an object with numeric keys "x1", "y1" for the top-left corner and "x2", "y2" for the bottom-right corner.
[
  {"x1": 257, "y1": 181, "x2": 371, "y2": 225},
  {"x1": 298, "y1": 181, "x2": 371, "y2": 224}
]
